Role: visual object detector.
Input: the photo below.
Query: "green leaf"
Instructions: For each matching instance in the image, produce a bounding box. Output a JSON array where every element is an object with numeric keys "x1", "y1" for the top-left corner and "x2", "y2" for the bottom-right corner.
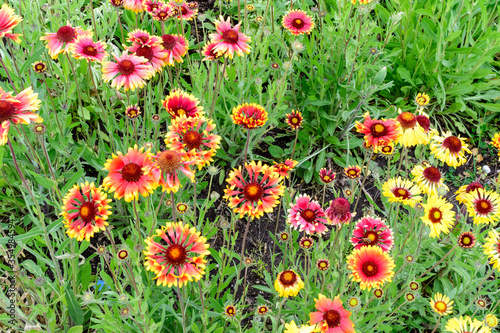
[
  {"x1": 397, "y1": 67, "x2": 416, "y2": 87},
  {"x1": 373, "y1": 66, "x2": 387, "y2": 85},
  {"x1": 64, "y1": 283, "x2": 84, "y2": 326},
  {"x1": 26, "y1": 170, "x2": 55, "y2": 189},
  {"x1": 268, "y1": 145, "x2": 284, "y2": 158},
  {"x1": 67, "y1": 326, "x2": 83, "y2": 333},
  {"x1": 446, "y1": 84, "x2": 475, "y2": 96},
  {"x1": 78, "y1": 261, "x2": 92, "y2": 291}
]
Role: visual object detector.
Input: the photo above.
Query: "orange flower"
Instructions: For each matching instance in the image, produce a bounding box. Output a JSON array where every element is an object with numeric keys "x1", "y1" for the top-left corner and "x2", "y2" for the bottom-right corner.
[
  {"x1": 0, "y1": 4, "x2": 22, "y2": 43},
  {"x1": 355, "y1": 112, "x2": 402, "y2": 153},
  {"x1": 272, "y1": 159, "x2": 297, "y2": 178},
  {"x1": 144, "y1": 150, "x2": 195, "y2": 193},
  {"x1": 231, "y1": 103, "x2": 268, "y2": 129},
  {"x1": 309, "y1": 294, "x2": 355, "y2": 333},
  {"x1": 347, "y1": 246, "x2": 395, "y2": 290},
  {"x1": 162, "y1": 89, "x2": 203, "y2": 119}
]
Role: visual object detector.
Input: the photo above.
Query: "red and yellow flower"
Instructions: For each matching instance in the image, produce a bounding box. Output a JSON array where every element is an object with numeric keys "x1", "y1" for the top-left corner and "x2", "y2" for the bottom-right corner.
[
  {"x1": 0, "y1": 4, "x2": 22, "y2": 43},
  {"x1": 102, "y1": 145, "x2": 158, "y2": 202},
  {"x1": 161, "y1": 34, "x2": 189, "y2": 65},
  {"x1": 319, "y1": 168, "x2": 336, "y2": 184},
  {"x1": 144, "y1": 150, "x2": 195, "y2": 193},
  {"x1": 123, "y1": 0, "x2": 144, "y2": 12},
  {"x1": 325, "y1": 197, "x2": 353, "y2": 225},
  {"x1": 202, "y1": 41, "x2": 222, "y2": 61},
  {"x1": 282, "y1": 10, "x2": 315, "y2": 35},
  {"x1": 411, "y1": 162, "x2": 448, "y2": 196},
  {"x1": 430, "y1": 131, "x2": 471, "y2": 168},
  {"x1": 344, "y1": 165, "x2": 361, "y2": 179},
  {"x1": 288, "y1": 194, "x2": 328, "y2": 234},
  {"x1": 40, "y1": 23, "x2": 92, "y2": 59},
  {"x1": 223, "y1": 161, "x2": 285, "y2": 220},
  {"x1": 351, "y1": 216, "x2": 394, "y2": 252},
  {"x1": 309, "y1": 294, "x2": 355, "y2": 333},
  {"x1": 61, "y1": 182, "x2": 112, "y2": 242},
  {"x1": 465, "y1": 188, "x2": 500, "y2": 225},
  {"x1": 127, "y1": 29, "x2": 162, "y2": 46},
  {"x1": 421, "y1": 195, "x2": 455, "y2": 238},
  {"x1": 70, "y1": 35, "x2": 107, "y2": 62},
  {"x1": 455, "y1": 182, "x2": 484, "y2": 205},
  {"x1": 355, "y1": 113, "x2": 402, "y2": 153},
  {"x1": 162, "y1": 89, "x2": 203, "y2": 119},
  {"x1": 274, "y1": 270, "x2": 304, "y2": 298},
  {"x1": 101, "y1": 52, "x2": 153, "y2": 91},
  {"x1": 347, "y1": 245, "x2": 395, "y2": 290},
  {"x1": 169, "y1": 0, "x2": 198, "y2": 20},
  {"x1": 209, "y1": 16, "x2": 251, "y2": 59},
  {"x1": 272, "y1": 159, "x2": 298, "y2": 178},
  {"x1": 126, "y1": 40, "x2": 167, "y2": 74},
  {"x1": 285, "y1": 110, "x2": 303, "y2": 130},
  {"x1": 144, "y1": 222, "x2": 210, "y2": 287},
  {"x1": 231, "y1": 103, "x2": 268, "y2": 129},
  {"x1": 483, "y1": 229, "x2": 500, "y2": 271},
  {"x1": 382, "y1": 177, "x2": 422, "y2": 207},
  {"x1": 164, "y1": 115, "x2": 221, "y2": 169},
  {"x1": 396, "y1": 110, "x2": 431, "y2": 147}
]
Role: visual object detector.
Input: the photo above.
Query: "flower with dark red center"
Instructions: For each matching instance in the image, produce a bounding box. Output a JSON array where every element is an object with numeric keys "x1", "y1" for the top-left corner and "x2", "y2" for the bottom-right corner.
[
  {"x1": 101, "y1": 52, "x2": 153, "y2": 91},
  {"x1": 415, "y1": 93, "x2": 430, "y2": 107},
  {"x1": 257, "y1": 305, "x2": 269, "y2": 315},
  {"x1": 351, "y1": 216, "x2": 394, "y2": 252},
  {"x1": 430, "y1": 131, "x2": 471, "y2": 168},
  {"x1": 465, "y1": 188, "x2": 500, "y2": 225},
  {"x1": 309, "y1": 294, "x2": 355, "y2": 333},
  {"x1": 127, "y1": 40, "x2": 168, "y2": 74},
  {"x1": 231, "y1": 103, "x2": 268, "y2": 129},
  {"x1": 40, "y1": 23, "x2": 92, "y2": 59},
  {"x1": 0, "y1": 87, "x2": 42, "y2": 146},
  {"x1": 272, "y1": 159, "x2": 298, "y2": 179},
  {"x1": 476, "y1": 298, "x2": 488, "y2": 309},
  {"x1": 61, "y1": 181, "x2": 112, "y2": 242},
  {"x1": 430, "y1": 292, "x2": 453, "y2": 316},
  {"x1": 355, "y1": 112, "x2": 402, "y2": 153},
  {"x1": 70, "y1": 35, "x2": 107, "y2": 62},
  {"x1": 32, "y1": 61, "x2": 47, "y2": 73},
  {"x1": 143, "y1": 0, "x2": 164, "y2": 13},
  {"x1": 0, "y1": 4, "x2": 22, "y2": 44},
  {"x1": 373, "y1": 288, "x2": 383, "y2": 299},
  {"x1": 380, "y1": 142, "x2": 395, "y2": 155},
  {"x1": 161, "y1": 34, "x2": 189, "y2": 65},
  {"x1": 484, "y1": 229, "x2": 500, "y2": 271},
  {"x1": 151, "y1": 3, "x2": 172, "y2": 20},
  {"x1": 125, "y1": 104, "x2": 141, "y2": 119},
  {"x1": 409, "y1": 281, "x2": 419, "y2": 291},
  {"x1": 316, "y1": 259, "x2": 329, "y2": 271},
  {"x1": 103, "y1": 145, "x2": 158, "y2": 202},
  {"x1": 395, "y1": 109, "x2": 431, "y2": 147},
  {"x1": 162, "y1": 89, "x2": 203, "y2": 119},
  {"x1": 209, "y1": 16, "x2": 251, "y2": 59},
  {"x1": 117, "y1": 249, "x2": 130, "y2": 261},
  {"x1": 421, "y1": 194, "x2": 455, "y2": 238},
  {"x1": 274, "y1": 270, "x2": 304, "y2": 298},
  {"x1": 405, "y1": 293, "x2": 416, "y2": 303},
  {"x1": 279, "y1": 232, "x2": 289, "y2": 242},
  {"x1": 319, "y1": 168, "x2": 336, "y2": 184},
  {"x1": 382, "y1": 177, "x2": 422, "y2": 208},
  {"x1": 282, "y1": 9, "x2": 315, "y2": 35},
  {"x1": 109, "y1": 0, "x2": 124, "y2": 7},
  {"x1": 344, "y1": 165, "x2": 361, "y2": 179},
  {"x1": 411, "y1": 162, "x2": 448, "y2": 195},
  {"x1": 144, "y1": 149, "x2": 195, "y2": 193},
  {"x1": 288, "y1": 194, "x2": 328, "y2": 234},
  {"x1": 299, "y1": 237, "x2": 314, "y2": 249},
  {"x1": 455, "y1": 182, "x2": 484, "y2": 205},
  {"x1": 144, "y1": 222, "x2": 210, "y2": 287},
  {"x1": 127, "y1": 29, "x2": 162, "y2": 46},
  {"x1": 224, "y1": 305, "x2": 236, "y2": 317},
  {"x1": 202, "y1": 41, "x2": 221, "y2": 61},
  {"x1": 325, "y1": 197, "x2": 354, "y2": 225},
  {"x1": 223, "y1": 161, "x2": 285, "y2": 220},
  {"x1": 285, "y1": 110, "x2": 303, "y2": 130},
  {"x1": 347, "y1": 246, "x2": 395, "y2": 290},
  {"x1": 123, "y1": 0, "x2": 144, "y2": 12},
  {"x1": 457, "y1": 232, "x2": 476, "y2": 249},
  {"x1": 165, "y1": 115, "x2": 221, "y2": 169}
]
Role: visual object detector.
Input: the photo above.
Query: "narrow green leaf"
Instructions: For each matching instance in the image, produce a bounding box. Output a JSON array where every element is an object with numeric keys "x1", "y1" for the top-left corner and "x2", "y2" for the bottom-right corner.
[{"x1": 64, "y1": 283, "x2": 84, "y2": 325}]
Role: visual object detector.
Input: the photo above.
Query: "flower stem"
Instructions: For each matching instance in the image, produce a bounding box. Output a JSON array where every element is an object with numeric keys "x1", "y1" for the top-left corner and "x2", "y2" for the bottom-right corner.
[
  {"x1": 233, "y1": 217, "x2": 251, "y2": 299},
  {"x1": 39, "y1": 135, "x2": 63, "y2": 200},
  {"x1": 171, "y1": 191, "x2": 177, "y2": 221},
  {"x1": 176, "y1": 278, "x2": 187, "y2": 333},
  {"x1": 41, "y1": 75, "x2": 64, "y2": 135},
  {"x1": 198, "y1": 280, "x2": 207, "y2": 332},
  {"x1": 65, "y1": 53, "x2": 83, "y2": 110},
  {"x1": 430, "y1": 317, "x2": 440, "y2": 333}
]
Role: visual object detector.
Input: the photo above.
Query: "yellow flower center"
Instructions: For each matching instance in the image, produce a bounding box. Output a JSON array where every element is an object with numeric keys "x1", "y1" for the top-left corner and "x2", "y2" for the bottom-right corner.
[
  {"x1": 435, "y1": 301, "x2": 447, "y2": 312},
  {"x1": 463, "y1": 237, "x2": 471, "y2": 245},
  {"x1": 80, "y1": 206, "x2": 90, "y2": 218},
  {"x1": 367, "y1": 233, "x2": 376, "y2": 241},
  {"x1": 373, "y1": 124, "x2": 385, "y2": 133},
  {"x1": 433, "y1": 211, "x2": 442, "y2": 220},
  {"x1": 349, "y1": 298, "x2": 358, "y2": 306}
]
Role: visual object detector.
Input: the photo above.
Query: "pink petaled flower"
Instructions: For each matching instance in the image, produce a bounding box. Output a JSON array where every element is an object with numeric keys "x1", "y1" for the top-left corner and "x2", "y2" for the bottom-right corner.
[
  {"x1": 143, "y1": 0, "x2": 165, "y2": 13},
  {"x1": 319, "y1": 168, "x2": 336, "y2": 184},
  {"x1": 351, "y1": 216, "x2": 394, "y2": 252},
  {"x1": 40, "y1": 23, "x2": 93, "y2": 59},
  {"x1": 287, "y1": 194, "x2": 328, "y2": 235},
  {"x1": 209, "y1": 16, "x2": 251, "y2": 59},
  {"x1": 70, "y1": 35, "x2": 107, "y2": 62},
  {"x1": 161, "y1": 89, "x2": 203, "y2": 119},
  {"x1": 151, "y1": 2, "x2": 173, "y2": 21},
  {"x1": 161, "y1": 34, "x2": 189, "y2": 65},
  {"x1": 325, "y1": 197, "x2": 354, "y2": 225},
  {"x1": 309, "y1": 294, "x2": 355, "y2": 333},
  {"x1": 202, "y1": 42, "x2": 222, "y2": 61},
  {"x1": 101, "y1": 52, "x2": 153, "y2": 91},
  {"x1": 0, "y1": 87, "x2": 42, "y2": 146},
  {"x1": 0, "y1": 4, "x2": 22, "y2": 44},
  {"x1": 282, "y1": 10, "x2": 315, "y2": 36},
  {"x1": 127, "y1": 29, "x2": 162, "y2": 46},
  {"x1": 123, "y1": 0, "x2": 144, "y2": 12},
  {"x1": 169, "y1": 1, "x2": 197, "y2": 20},
  {"x1": 126, "y1": 42, "x2": 167, "y2": 74},
  {"x1": 144, "y1": 150, "x2": 195, "y2": 193}
]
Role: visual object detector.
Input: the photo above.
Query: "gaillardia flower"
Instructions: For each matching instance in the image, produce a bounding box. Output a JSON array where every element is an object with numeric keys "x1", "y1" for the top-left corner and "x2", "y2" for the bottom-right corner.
[
  {"x1": 101, "y1": 52, "x2": 153, "y2": 91},
  {"x1": 209, "y1": 16, "x2": 251, "y2": 59},
  {"x1": 382, "y1": 177, "x2": 422, "y2": 207},
  {"x1": 457, "y1": 232, "x2": 476, "y2": 249},
  {"x1": 411, "y1": 162, "x2": 448, "y2": 196},
  {"x1": 430, "y1": 131, "x2": 471, "y2": 168},
  {"x1": 325, "y1": 197, "x2": 353, "y2": 225},
  {"x1": 282, "y1": 10, "x2": 315, "y2": 35},
  {"x1": 0, "y1": 87, "x2": 43, "y2": 145},
  {"x1": 421, "y1": 194, "x2": 455, "y2": 238},
  {"x1": 430, "y1": 292, "x2": 453, "y2": 316},
  {"x1": 123, "y1": 0, "x2": 144, "y2": 12},
  {"x1": 257, "y1": 305, "x2": 269, "y2": 315},
  {"x1": 272, "y1": 159, "x2": 298, "y2": 178},
  {"x1": 316, "y1": 259, "x2": 329, "y2": 271},
  {"x1": 309, "y1": 294, "x2": 355, "y2": 333},
  {"x1": 445, "y1": 316, "x2": 491, "y2": 333},
  {"x1": 299, "y1": 237, "x2": 314, "y2": 249},
  {"x1": 396, "y1": 110, "x2": 430, "y2": 147},
  {"x1": 485, "y1": 314, "x2": 498, "y2": 328},
  {"x1": 465, "y1": 189, "x2": 500, "y2": 225},
  {"x1": 161, "y1": 34, "x2": 189, "y2": 65},
  {"x1": 40, "y1": 23, "x2": 92, "y2": 59},
  {"x1": 143, "y1": 0, "x2": 164, "y2": 13},
  {"x1": 274, "y1": 270, "x2": 304, "y2": 298},
  {"x1": 319, "y1": 168, "x2": 336, "y2": 184},
  {"x1": 287, "y1": 194, "x2": 328, "y2": 234},
  {"x1": 347, "y1": 245, "x2": 395, "y2": 290},
  {"x1": 0, "y1": 4, "x2": 22, "y2": 43},
  {"x1": 415, "y1": 93, "x2": 430, "y2": 107},
  {"x1": 32, "y1": 61, "x2": 47, "y2": 73},
  {"x1": 284, "y1": 320, "x2": 316, "y2": 333},
  {"x1": 355, "y1": 112, "x2": 402, "y2": 153},
  {"x1": 162, "y1": 89, "x2": 203, "y2": 119},
  {"x1": 483, "y1": 230, "x2": 500, "y2": 271},
  {"x1": 125, "y1": 104, "x2": 141, "y2": 119},
  {"x1": 225, "y1": 305, "x2": 236, "y2": 317},
  {"x1": 344, "y1": 165, "x2": 362, "y2": 179},
  {"x1": 144, "y1": 150, "x2": 195, "y2": 193},
  {"x1": 231, "y1": 103, "x2": 268, "y2": 129},
  {"x1": 102, "y1": 145, "x2": 158, "y2": 202},
  {"x1": 455, "y1": 182, "x2": 484, "y2": 205},
  {"x1": 169, "y1": 0, "x2": 198, "y2": 20},
  {"x1": 61, "y1": 182, "x2": 112, "y2": 242},
  {"x1": 202, "y1": 41, "x2": 222, "y2": 61},
  {"x1": 126, "y1": 40, "x2": 167, "y2": 74},
  {"x1": 70, "y1": 35, "x2": 107, "y2": 62},
  {"x1": 223, "y1": 161, "x2": 285, "y2": 219},
  {"x1": 285, "y1": 110, "x2": 303, "y2": 130},
  {"x1": 144, "y1": 222, "x2": 210, "y2": 287},
  {"x1": 351, "y1": 216, "x2": 394, "y2": 252},
  {"x1": 347, "y1": 296, "x2": 361, "y2": 311},
  {"x1": 127, "y1": 29, "x2": 161, "y2": 46}
]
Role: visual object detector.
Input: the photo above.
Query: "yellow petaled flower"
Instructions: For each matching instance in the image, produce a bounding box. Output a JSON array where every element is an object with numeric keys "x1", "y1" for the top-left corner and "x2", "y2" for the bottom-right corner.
[
  {"x1": 274, "y1": 270, "x2": 304, "y2": 298},
  {"x1": 444, "y1": 315, "x2": 491, "y2": 333},
  {"x1": 373, "y1": 288, "x2": 383, "y2": 298},
  {"x1": 347, "y1": 246, "x2": 395, "y2": 290},
  {"x1": 421, "y1": 195, "x2": 455, "y2": 238},
  {"x1": 465, "y1": 188, "x2": 500, "y2": 225},
  {"x1": 455, "y1": 182, "x2": 484, "y2": 205},
  {"x1": 344, "y1": 165, "x2": 362, "y2": 179},
  {"x1": 284, "y1": 320, "x2": 317, "y2": 333},
  {"x1": 382, "y1": 177, "x2": 422, "y2": 208},
  {"x1": 430, "y1": 292, "x2": 453, "y2": 316},
  {"x1": 225, "y1": 305, "x2": 236, "y2": 317},
  {"x1": 483, "y1": 230, "x2": 500, "y2": 271},
  {"x1": 491, "y1": 132, "x2": 500, "y2": 149},
  {"x1": 485, "y1": 314, "x2": 498, "y2": 328},
  {"x1": 430, "y1": 131, "x2": 471, "y2": 168},
  {"x1": 231, "y1": 103, "x2": 268, "y2": 129},
  {"x1": 415, "y1": 93, "x2": 430, "y2": 106},
  {"x1": 411, "y1": 163, "x2": 448, "y2": 196},
  {"x1": 379, "y1": 142, "x2": 395, "y2": 155},
  {"x1": 396, "y1": 110, "x2": 430, "y2": 147}
]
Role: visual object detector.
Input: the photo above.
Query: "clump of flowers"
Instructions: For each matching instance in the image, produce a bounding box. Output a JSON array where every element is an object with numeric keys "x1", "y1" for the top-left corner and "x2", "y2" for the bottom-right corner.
[
  {"x1": 40, "y1": 23, "x2": 92, "y2": 59},
  {"x1": 396, "y1": 110, "x2": 431, "y2": 147},
  {"x1": 288, "y1": 194, "x2": 328, "y2": 234},
  {"x1": 351, "y1": 216, "x2": 394, "y2": 252},
  {"x1": 347, "y1": 245, "x2": 395, "y2": 290}
]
